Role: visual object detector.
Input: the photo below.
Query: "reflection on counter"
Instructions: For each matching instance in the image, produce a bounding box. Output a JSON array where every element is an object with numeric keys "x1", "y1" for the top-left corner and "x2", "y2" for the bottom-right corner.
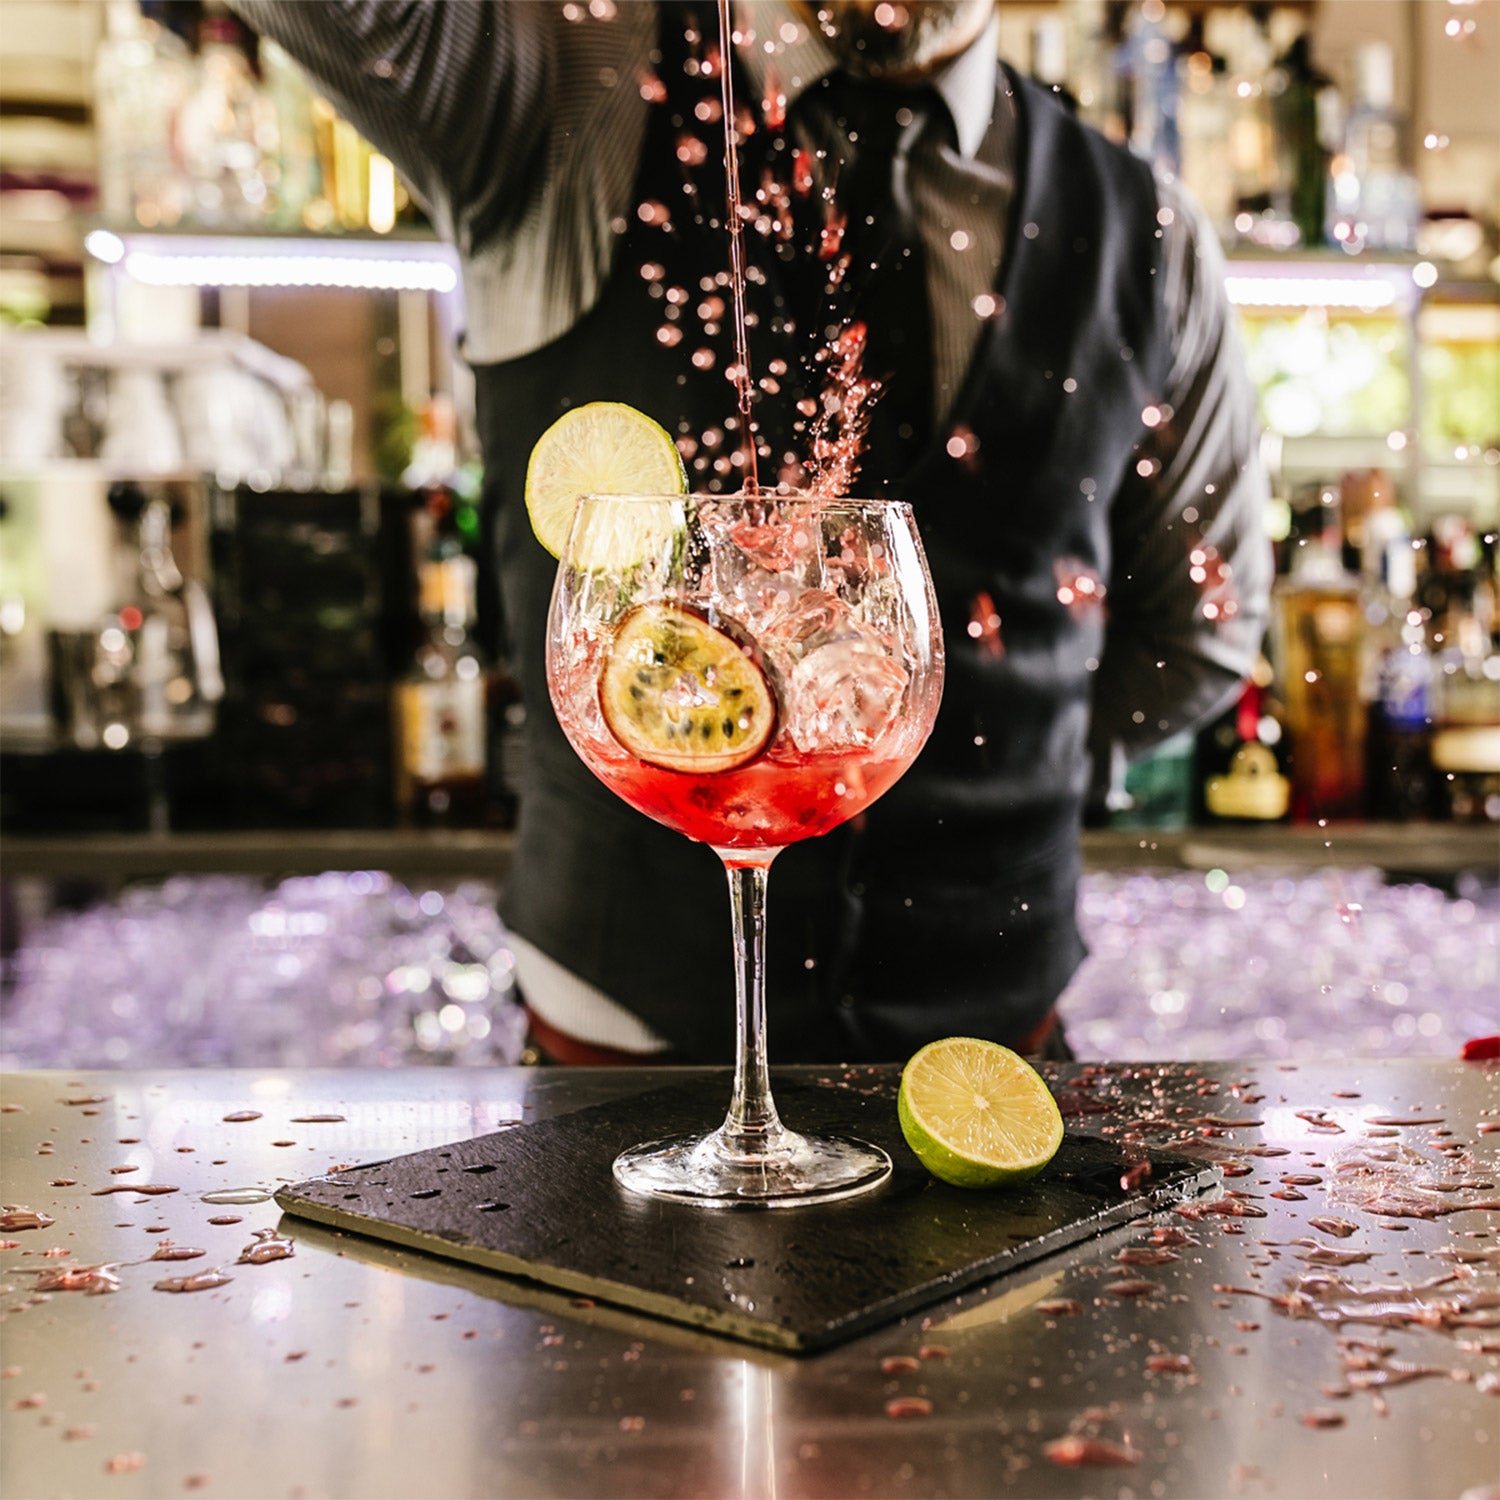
[
  {"x1": 0, "y1": 871, "x2": 527, "y2": 1071},
  {"x1": 2, "y1": 864, "x2": 1492, "y2": 1071}
]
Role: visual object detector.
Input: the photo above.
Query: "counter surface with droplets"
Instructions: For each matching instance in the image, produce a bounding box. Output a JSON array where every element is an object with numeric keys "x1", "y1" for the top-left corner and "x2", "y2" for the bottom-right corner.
[{"x1": 1, "y1": 1060, "x2": 1496, "y2": 1500}]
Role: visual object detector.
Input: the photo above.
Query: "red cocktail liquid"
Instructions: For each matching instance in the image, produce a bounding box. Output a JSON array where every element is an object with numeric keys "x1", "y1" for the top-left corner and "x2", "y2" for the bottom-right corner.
[{"x1": 588, "y1": 739, "x2": 916, "y2": 851}]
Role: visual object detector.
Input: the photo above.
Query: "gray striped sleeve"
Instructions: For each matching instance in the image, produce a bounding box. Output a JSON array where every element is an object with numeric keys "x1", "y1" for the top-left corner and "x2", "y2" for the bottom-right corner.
[
  {"x1": 1087, "y1": 171, "x2": 1273, "y2": 766},
  {"x1": 231, "y1": 0, "x2": 655, "y2": 361}
]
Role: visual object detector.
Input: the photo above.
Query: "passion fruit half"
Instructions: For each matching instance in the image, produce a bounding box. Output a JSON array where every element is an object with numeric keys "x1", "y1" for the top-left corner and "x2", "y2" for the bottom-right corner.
[{"x1": 600, "y1": 603, "x2": 776, "y2": 773}]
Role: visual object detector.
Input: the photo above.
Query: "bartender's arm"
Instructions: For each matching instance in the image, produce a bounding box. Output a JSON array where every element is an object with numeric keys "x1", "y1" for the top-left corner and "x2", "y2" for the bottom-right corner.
[
  {"x1": 1088, "y1": 179, "x2": 1274, "y2": 777},
  {"x1": 229, "y1": 2, "x2": 654, "y2": 308}
]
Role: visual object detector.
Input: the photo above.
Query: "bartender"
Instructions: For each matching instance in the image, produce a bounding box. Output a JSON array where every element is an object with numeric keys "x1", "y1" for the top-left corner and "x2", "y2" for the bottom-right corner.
[{"x1": 232, "y1": 0, "x2": 1273, "y2": 1065}]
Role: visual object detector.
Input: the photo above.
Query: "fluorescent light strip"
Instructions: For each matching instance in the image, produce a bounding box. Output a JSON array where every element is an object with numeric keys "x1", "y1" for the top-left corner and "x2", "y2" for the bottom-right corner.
[
  {"x1": 1224, "y1": 275, "x2": 1400, "y2": 310},
  {"x1": 121, "y1": 250, "x2": 458, "y2": 294}
]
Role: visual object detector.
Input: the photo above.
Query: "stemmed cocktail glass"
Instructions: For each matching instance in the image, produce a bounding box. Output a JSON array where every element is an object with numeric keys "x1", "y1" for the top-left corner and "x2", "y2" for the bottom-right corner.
[{"x1": 546, "y1": 491, "x2": 943, "y2": 1206}]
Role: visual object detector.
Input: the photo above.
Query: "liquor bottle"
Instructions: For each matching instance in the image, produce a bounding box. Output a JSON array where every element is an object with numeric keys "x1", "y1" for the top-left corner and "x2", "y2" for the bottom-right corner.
[
  {"x1": 1272, "y1": 29, "x2": 1338, "y2": 250},
  {"x1": 175, "y1": 8, "x2": 281, "y2": 229},
  {"x1": 93, "y1": 0, "x2": 194, "y2": 229},
  {"x1": 402, "y1": 395, "x2": 482, "y2": 559},
  {"x1": 1176, "y1": 16, "x2": 1234, "y2": 241},
  {"x1": 1125, "y1": 0, "x2": 1179, "y2": 177},
  {"x1": 392, "y1": 553, "x2": 490, "y2": 827},
  {"x1": 1272, "y1": 485, "x2": 1369, "y2": 821},
  {"x1": 398, "y1": 395, "x2": 521, "y2": 827},
  {"x1": 1214, "y1": 7, "x2": 1283, "y2": 244},
  {"x1": 1359, "y1": 493, "x2": 1433, "y2": 821},
  {"x1": 1427, "y1": 525, "x2": 1500, "y2": 822},
  {"x1": 1062, "y1": 0, "x2": 1122, "y2": 142},
  {"x1": 1196, "y1": 652, "x2": 1291, "y2": 823},
  {"x1": 1326, "y1": 42, "x2": 1421, "y2": 253},
  {"x1": 257, "y1": 36, "x2": 327, "y2": 231}
]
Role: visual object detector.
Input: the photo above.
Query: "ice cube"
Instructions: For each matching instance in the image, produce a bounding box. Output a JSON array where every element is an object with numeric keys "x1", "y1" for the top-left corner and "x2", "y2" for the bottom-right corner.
[
  {"x1": 698, "y1": 499, "x2": 826, "y2": 631},
  {"x1": 784, "y1": 634, "x2": 908, "y2": 754},
  {"x1": 758, "y1": 590, "x2": 908, "y2": 753}
]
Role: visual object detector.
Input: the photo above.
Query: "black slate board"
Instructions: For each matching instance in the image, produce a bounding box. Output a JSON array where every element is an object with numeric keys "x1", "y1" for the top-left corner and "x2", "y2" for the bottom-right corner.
[{"x1": 276, "y1": 1074, "x2": 1219, "y2": 1352}]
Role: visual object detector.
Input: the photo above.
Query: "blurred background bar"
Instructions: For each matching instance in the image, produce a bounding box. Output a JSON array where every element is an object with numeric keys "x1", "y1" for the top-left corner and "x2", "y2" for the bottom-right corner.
[{"x1": 0, "y1": 0, "x2": 1495, "y2": 1069}]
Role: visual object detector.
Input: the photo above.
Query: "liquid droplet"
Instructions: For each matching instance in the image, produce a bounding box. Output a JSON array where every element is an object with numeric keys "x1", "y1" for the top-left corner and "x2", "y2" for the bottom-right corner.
[
  {"x1": 1043, "y1": 1436, "x2": 1141, "y2": 1468},
  {"x1": 154, "y1": 1269, "x2": 233, "y2": 1294},
  {"x1": 237, "y1": 1229, "x2": 294, "y2": 1265},
  {"x1": 884, "y1": 1396, "x2": 933, "y2": 1419},
  {"x1": 0, "y1": 1209, "x2": 54, "y2": 1231}
]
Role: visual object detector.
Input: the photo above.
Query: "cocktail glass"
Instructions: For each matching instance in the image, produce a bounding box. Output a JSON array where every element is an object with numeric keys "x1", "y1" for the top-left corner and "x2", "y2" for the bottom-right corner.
[{"x1": 546, "y1": 492, "x2": 944, "y2": 1205}]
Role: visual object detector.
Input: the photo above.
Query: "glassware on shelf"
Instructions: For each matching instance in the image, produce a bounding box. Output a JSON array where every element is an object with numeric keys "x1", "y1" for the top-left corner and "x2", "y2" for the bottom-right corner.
[{"x1": 547, "y1": 492, "x2": 944, "y2": 1205}]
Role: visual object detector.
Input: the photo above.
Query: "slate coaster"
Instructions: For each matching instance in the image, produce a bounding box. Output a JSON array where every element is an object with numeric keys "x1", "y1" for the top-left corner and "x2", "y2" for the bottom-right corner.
[{"x1": 277, "y1": 1074, "x2": 1219, "y2": 1352}]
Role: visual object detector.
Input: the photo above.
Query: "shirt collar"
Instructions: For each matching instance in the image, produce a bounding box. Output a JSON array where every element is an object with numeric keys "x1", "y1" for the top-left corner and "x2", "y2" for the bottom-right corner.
[{"x1": 734, "y1": 2, "x2": 999, "y2": 161}]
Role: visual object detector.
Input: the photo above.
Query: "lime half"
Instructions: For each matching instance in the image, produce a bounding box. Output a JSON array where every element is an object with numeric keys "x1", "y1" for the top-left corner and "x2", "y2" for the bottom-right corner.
[
  {"x1": 524, "y1": 402, "x2": 687, "y2": 569},
  {"x1": 898, "y1": 1037, "x2": 1064, "y2": 1189}
]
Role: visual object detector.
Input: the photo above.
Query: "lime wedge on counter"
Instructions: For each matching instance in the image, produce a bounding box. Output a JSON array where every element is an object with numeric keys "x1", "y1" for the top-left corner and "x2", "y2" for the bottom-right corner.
[
  {"x1": 897, "y1": 1037, "x2": 1064, "y2": 1188},
  {"x1": 524, "y1": 402, "x2": 687, "y2": 568}
]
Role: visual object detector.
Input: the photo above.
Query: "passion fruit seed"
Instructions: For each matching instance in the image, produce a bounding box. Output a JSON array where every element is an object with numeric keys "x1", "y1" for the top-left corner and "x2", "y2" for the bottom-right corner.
[{"x1": 600, "y1": 604, "x2": 776, "y2": 773}]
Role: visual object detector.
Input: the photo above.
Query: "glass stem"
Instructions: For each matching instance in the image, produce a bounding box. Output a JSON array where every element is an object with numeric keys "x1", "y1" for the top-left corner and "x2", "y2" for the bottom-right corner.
[{"x1": 719, "y1": 855, "x2": 785, "y2": 1158}]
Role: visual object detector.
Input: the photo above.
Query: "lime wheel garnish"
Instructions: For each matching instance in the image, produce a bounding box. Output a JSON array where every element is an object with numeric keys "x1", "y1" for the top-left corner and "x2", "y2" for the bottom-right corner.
[
  {"x1": 523, "y1": 402, "x2": 686, "y2": 567},
  {"x1": 600, "y1": 604, "x2": 776, "y2": 774}
]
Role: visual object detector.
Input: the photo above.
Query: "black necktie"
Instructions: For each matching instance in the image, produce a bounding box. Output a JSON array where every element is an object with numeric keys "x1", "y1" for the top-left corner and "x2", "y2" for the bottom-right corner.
[{"x1": 788, "y1": 73, "x2": 946, "y2": 484}]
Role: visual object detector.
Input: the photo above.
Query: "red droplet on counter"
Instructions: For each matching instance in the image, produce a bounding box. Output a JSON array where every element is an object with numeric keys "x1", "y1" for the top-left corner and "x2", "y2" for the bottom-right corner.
[
  {"x1": 154, "y1": 1270, "x2": 232, "y2": 1294},
  {"x1": 0, "y1": 1210, "x2": 54, "y2": 1231},
  {"x1": 884, "y1": 1396, "x2": 933, "y2": 1419},
  {"x1": 221, "y1": 1111, "x2": 263, "y2": 1123},
  {"x1": 1043, "y1": 1435, "x2": 1141, "y2": 1468},
  {"x1": 1300, "y1": 1409, "x2": 1346, "y2": 1429},
  {"x1": 1460, "y1": 1036, "x2": 1500, "y2": 1061},
  {"x1": 1036, "y1": 1298, "x2": 1084, "y2": 1317}
]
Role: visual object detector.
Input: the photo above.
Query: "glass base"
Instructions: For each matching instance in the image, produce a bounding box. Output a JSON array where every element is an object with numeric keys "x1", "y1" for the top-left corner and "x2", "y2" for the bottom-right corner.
[{"x1": 613, "y1": 1128, "x2": 892, "y2": 1208}]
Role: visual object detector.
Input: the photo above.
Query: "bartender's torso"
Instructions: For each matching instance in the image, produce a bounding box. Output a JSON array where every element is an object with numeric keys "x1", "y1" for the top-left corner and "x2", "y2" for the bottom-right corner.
[{"x1": 472, "y1": 3, "x2": 1170, "y2": 1061}]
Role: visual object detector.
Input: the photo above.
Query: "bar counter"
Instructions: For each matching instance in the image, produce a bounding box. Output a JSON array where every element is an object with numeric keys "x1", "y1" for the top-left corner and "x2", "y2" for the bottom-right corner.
[
  {"x1": 2, "y1": 1059, "x2": 1496, "y2": 1500},
  {"x1": 2, "y1": 820, "x2": 1495, "y2": 881}
]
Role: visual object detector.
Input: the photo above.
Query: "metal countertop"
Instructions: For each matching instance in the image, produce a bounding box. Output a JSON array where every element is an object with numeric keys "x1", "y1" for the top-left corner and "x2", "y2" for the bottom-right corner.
[{"x1": 1, "y1": 1059, "x2": 1496, "y2": 1500}]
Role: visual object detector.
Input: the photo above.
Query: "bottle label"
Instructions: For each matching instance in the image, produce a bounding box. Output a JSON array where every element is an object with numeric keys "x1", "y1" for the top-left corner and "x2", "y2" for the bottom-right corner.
[{"x1": 398, "y1": 678, "x2": 485, "y2": 782}]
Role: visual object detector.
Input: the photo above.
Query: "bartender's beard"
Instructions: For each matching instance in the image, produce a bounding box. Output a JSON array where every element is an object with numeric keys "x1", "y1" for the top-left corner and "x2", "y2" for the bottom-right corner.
[{"x1": 786, "y1": 0, "x2": 996, "y2": 80}]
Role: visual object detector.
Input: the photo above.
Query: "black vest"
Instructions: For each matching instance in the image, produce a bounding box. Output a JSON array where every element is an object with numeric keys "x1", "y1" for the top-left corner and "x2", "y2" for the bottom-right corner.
[{"x1": 473, "y1": 28, "x2": 1169, "y2": 1063}]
